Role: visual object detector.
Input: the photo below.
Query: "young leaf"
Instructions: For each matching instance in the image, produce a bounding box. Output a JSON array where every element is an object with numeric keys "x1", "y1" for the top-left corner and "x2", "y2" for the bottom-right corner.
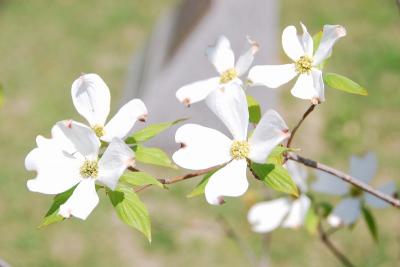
[
  {"x1": 361, "y1": 206, "x2": 378, "y2": 242},
  {"x1": 304, "y1": 206, "x2": 319, "y2": 235},
  {"x1": 38, "y1": 186, "x2": 76, "y2": 228},
  {"x1": 108, "y1": 185, "x2": 152, "y2": 242},
  {"x1": 251, "y1": 163, "x2": 299, "y2": 197},
  {"x1": 186, "y1": 171, "x2": 214, "y2": 198},
  {"x1": 317, "y1": 201, "x2": 333, "y2": 218},
  {"x1": 121, "y1": 171, "x2": 163, "y2": 188},
  {"x1": 134, "y1": 145, "x2": 177, "y2": 169},
  {"x1": 246, "y1": 95, "x2": 261, "y2": 124},
  {"x1": 323, "y1": 73, "x2": 368, "y2": 96},
  {"x1": 267, "y1": 145, "x2": 291, "y2": 165},
  {"x1": 126, "y1": 119, "x2": 186, "y2": 144}
]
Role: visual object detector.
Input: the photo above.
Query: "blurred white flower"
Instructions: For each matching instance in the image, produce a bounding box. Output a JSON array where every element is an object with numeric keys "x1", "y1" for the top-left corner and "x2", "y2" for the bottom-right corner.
[
  {"x1": 71, "y1": 73, "x2": 148, "y2": 142},
  {"x1": 173, "y1": 84, "x2": 289, "y2": 205},
  {"x1": 248, "y1": 23, "x2": 346, "y2": 103},
  {"x1": 312, "y1": 152, "x2": 397, "y2": 227},
  {"x1": 26, "y1": 120, "x2": 134, "y2": 220},
  {"x1": 247, "y1": 161, "x2": 311, "y2": 233},
  {"x1": 176, "y1": 35, "x2": 259, "y2": 106}
]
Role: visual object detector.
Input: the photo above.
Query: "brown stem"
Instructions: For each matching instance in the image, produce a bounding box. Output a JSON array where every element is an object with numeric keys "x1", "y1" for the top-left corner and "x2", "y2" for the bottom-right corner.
[
  {"x1": 158, "y1": 167, "x2": 215, "y2": 185},
  {"x1": 131, "y1": 166, "x2": 216, "y2": 193},
  {"x1": 287, "y1": 153, "x2": 400, "y2": 208},
  {"x1": 318, "y1": 222, "x2": 356, "y2": 267},
  {"x1": 286, "y1": 104, "x2": 316, "y2": 148}
]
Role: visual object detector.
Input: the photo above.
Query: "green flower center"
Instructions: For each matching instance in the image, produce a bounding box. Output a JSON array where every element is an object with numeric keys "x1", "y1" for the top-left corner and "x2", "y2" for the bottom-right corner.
[
  {"x1": 350, "y1": 186, "x2": 363, "y2": 197},
  {"x1": 295, "y1": 56, "x2": 313, "y2": 74},
  {"x1": 80, "y1": 160, "x2": 99, "y2": 178},
  {"x1": 220, "y1": 68, "x2": 238, "y2": 84},
  {"x1": 230, "y1": 140, "x2": 250, "y2": 160},
  {"x1": 92, "y1": 124, "x2": 105, "y2": 138}
]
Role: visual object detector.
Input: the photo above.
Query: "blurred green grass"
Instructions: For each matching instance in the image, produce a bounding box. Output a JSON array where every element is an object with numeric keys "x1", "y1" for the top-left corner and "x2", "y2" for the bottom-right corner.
[{"x1": 0, "y1": 0, "x2": 399, "y2": 266}]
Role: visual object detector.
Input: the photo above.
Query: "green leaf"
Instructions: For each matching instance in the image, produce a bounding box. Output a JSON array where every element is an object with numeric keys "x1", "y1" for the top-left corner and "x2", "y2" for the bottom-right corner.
[
  {"x1": 246, "y1": 95, "x2": 261, "y2": 124},
  {"x1": 126, "y1": 119, "x2": 186, "y2": 144},
  {"x1": 267, "y1": 145, "x2": 291, "y2": 165},
  {"x1": 251, "y1": 163, "x2": 299, "y2": 197},
  {"x1": 109, "y1": 185, "x2": 152, "y2": 242},
  {"x1": 317, "y1": 201, "x2": 333, "y2": 218},
  {"x1": 186, "y1": 171, "x2": 214, "y2": 198},
  {"x1": 362, "y1": 206, "x2": 378, "y2": 242},
  {"x1": 121, "y1": 171, "x2": 163, "y2": 188},
  {"x1": 304, "y1": 207, "x2": 319, "y2": 235},
  {"x1": 134, "y1": 145, "x2": 176, "y2": 169},
  {"x1": 38, "y1": 186, "x2": 76, "y2": 228},
  {"x1": 323, "y1": 73, "x2": 368, "y2": 96}
]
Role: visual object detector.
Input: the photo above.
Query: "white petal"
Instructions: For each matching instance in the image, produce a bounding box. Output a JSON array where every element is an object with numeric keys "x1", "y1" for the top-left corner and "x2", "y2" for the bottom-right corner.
[
  {"x1": 311, "y1": 170, "x2": 348, "y2": 196},
  {"x1": 205, "y1": 159, "x2": 248, "y2": 205},
  {"x1": 282, "y1": 25, "x2": 305, "y2": 61},
  {"x1": 248, "y1": 64, "x2": 298, "y2": 88},
  {"x1": 290, "y1": 71, "x2": 323, "y2": 101},
  {"x1": 97, "y1": 138, "x2": 135, "y2": 190},
  {"x1": 312, "y1": 69, "x2": 325, "y2": 102},
  {"x1": 206, "y1": 83, "x2": 248, "y2": 140},
  {"x1": 54, "y1": 120, "x2": 100, "y2": 159},
  {"x1": 300, "y1": 23, "x2": 313, "y2": 56},
  {"x1": 365, "y1": 181, "x2": 397, "y2": 209},
  {"x1": 327, "y1": 198, "x2": 361, "y2": 227},
  {"x1": 26, "y1": 136, "x2": 82, "y2": 195},
  {"x1": 59, "y1": 179, "x2": 99, "y2": 220},
  {"x1": 206, "y1": 35, "x2": 235, "y2": 74},
  {"x1": 285, "y1": 161, "x2": 308, "y2": 192},
  {"x1": 313, "y1": 25, "x2": 346, "y2": 66},
  {"x1": 176, "y1": 77, "x2": 220, "y2": 106},
  {"x1": 102, "y1": 99, "x2": 148, "y2": 142},
  {"x1": 282, "y1": 195, "x2": 311, "y2": 228},
  {"x1": 235, "y1": 36, "x2": 259, "y2": 76},
  {"x1": 173, "y1": 124, "x2": 232, "y2": 170},
  {"x1": 247, "y1": 198, "x2": 291, "y2": 233},
  {"x1": 349, "y1": 152, "x2": 377, "y2": 184},
  {"x1": 248, "y1": 110, "x2": 290, "y2": 163},
  {"x1": 71, "y1": 73, "x2": 111, "y2": 126}
]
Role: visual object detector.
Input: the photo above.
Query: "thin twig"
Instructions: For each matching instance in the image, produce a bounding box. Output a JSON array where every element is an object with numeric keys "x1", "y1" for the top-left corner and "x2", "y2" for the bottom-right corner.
[
  {"x1": 158, "y1": 167, "x2": 215, "y2": 185},
  {"x1": 286, "y1": 104, "x2": 316, "y2": 148},
  {"x1": 287, "y1": 153, "x2": 400, "y2": 208},
  {"x1": 318, "y1": 222, "x2": 356, "y2": 267},
  {"x1": 130, "y1": 166, "x2": 216, "y2": 193}
]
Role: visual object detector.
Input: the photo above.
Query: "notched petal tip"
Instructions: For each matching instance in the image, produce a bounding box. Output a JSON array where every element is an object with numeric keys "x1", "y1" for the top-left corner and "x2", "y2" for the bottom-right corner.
[
  {"x1": 125, "y1": 157, "x2": 136, "y2": 167},
  {"x1": 138, "y1": 114, "x2": 148, "y2": 122},
  {"x1": 282, "y1": 128, "x2": 291, "y2": 138},
  {"x1": 217, "y1": 196, "x2": 226, "y2": 205},
  {"x1": 311, "y1": 97, "x2": 322, "y2": 105},
  {"x1": 246, "y1": 36, "x2": 260, "y2": 54},
  {"x1": 335, "y1": 25, "x2": 347, "y2": 37},
  {"x1": 182, "y1": 98, "x2": 191, "y2": 107},
  {"x1": 179, "y1": 142, "x2": 187, "y2": 149},
  {"x1": 65, "y1": 119, "x2": 73, "y2": 128}
]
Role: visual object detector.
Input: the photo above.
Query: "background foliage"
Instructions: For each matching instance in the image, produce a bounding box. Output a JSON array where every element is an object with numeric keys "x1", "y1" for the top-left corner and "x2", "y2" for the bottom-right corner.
[{"x1": 0, "y1": 0, "x2": 399, "y2": 266}]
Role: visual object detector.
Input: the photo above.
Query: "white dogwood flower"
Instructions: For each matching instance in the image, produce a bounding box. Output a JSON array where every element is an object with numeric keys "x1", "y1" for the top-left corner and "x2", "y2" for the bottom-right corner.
[
  {"x1": 176, "y1": 35, "x2": 259, "y2": 106},
  {"x1": 71, "y1": 73, "x2": 148, "y2": 142},
  {"x1": 247, "y1": 161, "x2": 311, "y2": 233},
  {"x1": 25, "y1": 120, "x2": 134, "y2": 220},
  {"x1": 173, "y1": 84, "x2": 290, "y2": 205},
  {"x1": 312, "y1": 153, "x2": 397, "y2": 227},
  {"x1": 248, "y1": 23, "x2": 346, "y2": 103}
]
